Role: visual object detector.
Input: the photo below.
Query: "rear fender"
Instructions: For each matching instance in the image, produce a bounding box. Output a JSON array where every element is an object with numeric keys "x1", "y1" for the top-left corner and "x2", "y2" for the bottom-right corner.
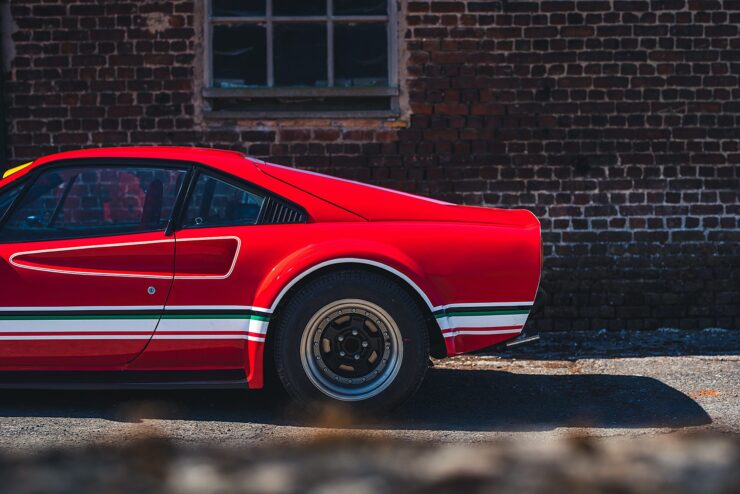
[
  {"x1": 245, "y1": 241, "x2": 441, "y2": 388},
  {"x1": 254, "y1": 240, "x2": 438, "y2": 312}
]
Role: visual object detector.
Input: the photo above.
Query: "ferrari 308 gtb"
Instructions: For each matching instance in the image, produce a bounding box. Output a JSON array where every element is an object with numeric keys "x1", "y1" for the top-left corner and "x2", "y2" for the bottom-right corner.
[{"x1": 0, "y1": 147, "x2": 542, "y2": 410}]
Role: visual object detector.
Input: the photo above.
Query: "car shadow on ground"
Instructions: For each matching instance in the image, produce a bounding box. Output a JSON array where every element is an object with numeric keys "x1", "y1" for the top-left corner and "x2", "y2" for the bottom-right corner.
[{"x1": 0, "y1": 368, "x2": 711, "y2": 432}]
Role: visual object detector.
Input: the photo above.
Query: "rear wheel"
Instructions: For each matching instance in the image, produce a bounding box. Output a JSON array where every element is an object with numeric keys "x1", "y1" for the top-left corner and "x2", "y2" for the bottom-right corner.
[{"x1": 274, "y1": 270, "x2": 429, "y2": 412}]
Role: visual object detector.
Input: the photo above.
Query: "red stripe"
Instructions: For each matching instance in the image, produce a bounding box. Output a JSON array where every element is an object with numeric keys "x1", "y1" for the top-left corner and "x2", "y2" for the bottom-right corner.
[
  {"x1": 441, "y1": 325, "x2": 522, "y2": 335},
  {"x1": 0, "y1": 331, "x2": 261, "y2": 337},
  {"x1": 157, "y1": 331, "x2": 266, "y2": 338}
]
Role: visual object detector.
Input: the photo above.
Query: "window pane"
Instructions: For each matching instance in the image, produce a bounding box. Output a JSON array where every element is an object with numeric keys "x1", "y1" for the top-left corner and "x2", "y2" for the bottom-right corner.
[
  {"x1": 213, "y1": 25, "x2": 267, "y2": 88},
  {"x1": 274, "y1": 0, "x2": 325, "y2": 16},
  {"x1": 183, "y1": 174, "x2": 264, "y2": 228},
  {"x1": 334, "y1": 0, "x2": 387, "y2": 15},
  {"x1": 335, "y1": 23, "x2": 387, "y2": 87},
  {"x1": 0, "y1": 166, "x2": 185, "y2": 243},
  {"x1": 274, "y1": 24, "x2": 327, "y2": 86},
  {"x1": 213, "y1": 0, "x2": 265, "y2": 16},
  {"x1": 0, "y1": 183, "x2": 22, "y2": 220}
]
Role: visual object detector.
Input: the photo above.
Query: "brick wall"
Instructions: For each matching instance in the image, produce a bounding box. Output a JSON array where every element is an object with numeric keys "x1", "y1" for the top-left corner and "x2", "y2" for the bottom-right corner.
[{"x1": 3, "y1": 0, "x2": 739, "y2": 330}]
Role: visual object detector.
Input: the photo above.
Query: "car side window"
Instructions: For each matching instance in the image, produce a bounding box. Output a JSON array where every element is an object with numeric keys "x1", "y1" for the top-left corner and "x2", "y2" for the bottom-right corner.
[
  {"x1": 0, "y1": 183, "x2": 22, "y2": 220},
  {"x1": 0, "y1": 165, "x2": 186, "y2": 243},
  {"x1": 182, "y1": 172, "x2": 264, "y2": 228}
]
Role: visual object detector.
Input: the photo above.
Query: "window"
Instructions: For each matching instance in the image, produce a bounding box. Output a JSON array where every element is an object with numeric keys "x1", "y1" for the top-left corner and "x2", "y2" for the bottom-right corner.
[
  {"x1": 204, "y1": 0, "x2": 398, "y2": 117},
  {"x1": 0, "y1": 183, "x2": 22, "y2": 221},
  {"x1": 182, "y1": 173, "x2": 264, "y2": 228},
  {"x1": 0, "y1": 166, "x2": 186, "y2": 243}
]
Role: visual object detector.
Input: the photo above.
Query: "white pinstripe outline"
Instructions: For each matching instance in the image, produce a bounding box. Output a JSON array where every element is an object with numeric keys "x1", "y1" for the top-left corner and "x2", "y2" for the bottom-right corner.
[{"x1": 7, "y1": 236, "x2": 241, "y2": 280}]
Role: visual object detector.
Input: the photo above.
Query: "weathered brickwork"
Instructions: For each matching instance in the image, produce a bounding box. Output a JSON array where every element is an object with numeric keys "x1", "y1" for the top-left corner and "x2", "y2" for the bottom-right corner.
[{"x1": 3, "y1": 0, "x2": 739, "y2": 330}]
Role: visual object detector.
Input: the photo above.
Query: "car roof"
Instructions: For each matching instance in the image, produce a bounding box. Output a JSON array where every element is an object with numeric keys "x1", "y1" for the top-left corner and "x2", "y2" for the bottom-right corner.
[
  {"x1": 1, "y1": 147, "x2": 247, "y2": 186},
  {"x1": 0, "y1": 147, "x2": 364, "y2": 223},
  {"x1": 33, "y1": 146, "x2": 245, "y2": 165}
]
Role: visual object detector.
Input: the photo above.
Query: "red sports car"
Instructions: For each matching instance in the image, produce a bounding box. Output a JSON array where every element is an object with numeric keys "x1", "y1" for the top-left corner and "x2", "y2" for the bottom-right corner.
[{"x1": 0, "y1": 147, "x2": 542, "y2": 410}]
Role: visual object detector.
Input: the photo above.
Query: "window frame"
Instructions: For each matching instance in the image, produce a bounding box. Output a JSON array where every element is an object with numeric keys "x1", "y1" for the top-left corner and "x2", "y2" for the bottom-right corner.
[
  {"x1": 0, "y1": 180, "x2": 28, "y2": 229},
  {"x1": 175, "y1": 167, "x2": 269, "y2": 231},
  {"x1": 172, "y1": 165, "x2": 308, "y2": 230},
  {"x1": 0, "y1": 158, "x2": 309, "y2": 244},
  {"x1": 203, "y1": 0, "x2": 400, "y2": 118},
  {"x1": 0, "y1": 159, "x2": 191, "y2": 244}
]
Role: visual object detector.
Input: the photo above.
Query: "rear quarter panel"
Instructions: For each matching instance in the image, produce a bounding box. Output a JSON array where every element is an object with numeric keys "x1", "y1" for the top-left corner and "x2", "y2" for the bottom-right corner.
[{"x1": 139, "y1": 219, "x2": 541, "y2": 385}]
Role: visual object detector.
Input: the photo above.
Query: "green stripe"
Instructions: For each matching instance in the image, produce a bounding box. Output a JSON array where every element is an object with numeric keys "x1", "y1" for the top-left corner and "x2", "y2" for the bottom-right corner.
[
  {"x1": 161, "y1": 314, "x2": 270, "y2": 321},
  {"x1": 435, "y1": 309, "x2": 530, "y2": 319}
]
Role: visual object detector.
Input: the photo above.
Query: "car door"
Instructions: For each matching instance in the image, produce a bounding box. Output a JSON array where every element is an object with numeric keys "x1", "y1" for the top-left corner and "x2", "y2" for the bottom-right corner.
[
  {"x1": 138, "y1": 170, "x2": 269, "y2": 369},
  {"x1": 0, "y1": 161, "x2": 187, "y2": 367}
]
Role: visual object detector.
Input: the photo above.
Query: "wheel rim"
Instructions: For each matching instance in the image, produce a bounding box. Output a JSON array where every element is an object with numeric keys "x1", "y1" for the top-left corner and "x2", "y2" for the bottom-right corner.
[{"x1": 300, "y1": 299, "x2": 404, "y2": 401}]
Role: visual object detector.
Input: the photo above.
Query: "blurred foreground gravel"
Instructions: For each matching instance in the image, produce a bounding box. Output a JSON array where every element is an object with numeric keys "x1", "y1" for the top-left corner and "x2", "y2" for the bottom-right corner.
[{"x1": 1, "y1": 433, "x2": 738, "y2": 494}]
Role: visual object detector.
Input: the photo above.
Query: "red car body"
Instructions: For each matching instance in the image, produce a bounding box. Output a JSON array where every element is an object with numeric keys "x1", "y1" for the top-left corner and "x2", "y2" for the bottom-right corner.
[{"x1": 0, "y1": 147, "x2": 541, "y2": 390}]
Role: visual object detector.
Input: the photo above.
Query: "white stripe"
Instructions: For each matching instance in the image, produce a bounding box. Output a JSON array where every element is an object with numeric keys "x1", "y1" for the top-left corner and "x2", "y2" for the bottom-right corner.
[
  {"x1": 442, "y1": 328, "x2": 522, "y2": 338},
  {"x1": 156, "y1": 318, "x2": 269, "y2": 335},
  {"x1": 0, "y1": 335, "x2": 265, "y2": 342},
  {"x1": 436, "y1": 313, "x2": 529, "y2": 330},
  {"x1": 165, "y1": 305, "x2": 272, "y2": 313},
  {"x1": 173, "y1": 236, "x2": 241, "y2": 280},
  {"x1": 7, "y1": 236, "x2": 241, "y2": 280},
  {"x1": 0, "y1": 319, "x2": 269, "y2": 334},
  {"x1": 8, "y1": 239, "x2": 175, "y2": 280},
  {"x1": 0, "y1": 320, "x2": 156, "y2": 332},
  {"x1": 433, "y1": 301, "x2": 534, "y2": 311}
]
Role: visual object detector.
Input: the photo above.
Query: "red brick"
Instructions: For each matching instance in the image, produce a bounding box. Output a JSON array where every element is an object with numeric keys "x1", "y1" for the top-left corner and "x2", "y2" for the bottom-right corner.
[{"x1": 2, "y1": 0, "x2": 737, "y2": 332}]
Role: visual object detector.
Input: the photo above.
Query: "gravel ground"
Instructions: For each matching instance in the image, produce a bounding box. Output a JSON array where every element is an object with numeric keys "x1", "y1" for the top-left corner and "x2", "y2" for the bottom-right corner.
[
  {"x1": 2, "y1": 434, "x2": 738, "y2": 494},
  {"x1": 0, "y1": 329, "x2": 737, "y2": 452}
]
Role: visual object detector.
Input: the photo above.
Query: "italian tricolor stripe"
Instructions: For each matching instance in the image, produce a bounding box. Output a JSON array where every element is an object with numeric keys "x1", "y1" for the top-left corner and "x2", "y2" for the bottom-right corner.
[
  {"x1": 0, "y1": 306, "x2": 272, "y2": 343},
  {"x1": 434, "y1": 302, "x2": 534, "y2": 338},
  {"x1": 0, "y1": 301, "x2": 535, "y2": 344}
]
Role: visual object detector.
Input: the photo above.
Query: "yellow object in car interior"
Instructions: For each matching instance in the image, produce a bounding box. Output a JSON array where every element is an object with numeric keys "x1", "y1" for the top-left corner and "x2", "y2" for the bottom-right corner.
[{"x1": 2, "y1": 162, "x2": 33, "y2": 179}]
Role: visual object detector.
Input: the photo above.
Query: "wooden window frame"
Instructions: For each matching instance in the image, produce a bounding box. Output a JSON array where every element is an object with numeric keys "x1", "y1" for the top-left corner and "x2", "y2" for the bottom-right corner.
[{"x1": 202, "y1": 0, "x2": 399, "y2": 118}]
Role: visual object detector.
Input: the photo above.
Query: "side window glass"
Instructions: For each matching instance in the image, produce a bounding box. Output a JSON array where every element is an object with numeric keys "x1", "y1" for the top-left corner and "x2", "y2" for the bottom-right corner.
[
  {"x1": 0, "y1": 166, "x2": 186, "y2": 243},
  {"x1": 183, "y1": 173, "x2": 264, "y2": 228},
  {"x1": 0, "y1": 183, "x2": 22, "y2": 220}
]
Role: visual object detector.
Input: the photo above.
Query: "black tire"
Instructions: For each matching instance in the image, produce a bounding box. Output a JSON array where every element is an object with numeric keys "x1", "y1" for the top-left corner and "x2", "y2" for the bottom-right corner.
[{"x1": 273, "y1": 269, "x2": 429, "y2": 412}]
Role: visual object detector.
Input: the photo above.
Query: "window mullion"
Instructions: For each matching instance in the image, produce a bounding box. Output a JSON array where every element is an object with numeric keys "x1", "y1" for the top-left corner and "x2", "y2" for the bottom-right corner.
[
  {"x1": 267, "y1": 0, "x2": 274, "y2": 87},
  {"x1": 205, "y1": 0, "x2": 212, "y2": 88},
  {"x1": 388, "y1": 0, "x2": 395, "y2": 89},
  {"x1": 327, "y1": 0, "x2": 334, "y2": 87}
]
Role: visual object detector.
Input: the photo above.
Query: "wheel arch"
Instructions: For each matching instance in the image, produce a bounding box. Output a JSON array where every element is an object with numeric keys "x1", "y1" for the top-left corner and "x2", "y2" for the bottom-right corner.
[{"x1": 261, "y1": 259, "x2": 447, "y2": 381}]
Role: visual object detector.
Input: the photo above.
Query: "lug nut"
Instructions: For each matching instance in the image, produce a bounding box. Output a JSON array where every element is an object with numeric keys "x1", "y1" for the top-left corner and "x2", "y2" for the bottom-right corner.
[
  {"x1": 338, "y1": 336, "x2": 344, "y2": 342},
  {"x1": 352, "y1": 329, "x2": 358, "y2": 335},
  {"x1": 340, "y1": 351, "x2": 346, "y2": 357},
  {"x1": 354, "y1": 354, "x2": 360, "y2": 360},
  {"x1": 361, "y1": 341, "x2": 368, "y2": 348}
]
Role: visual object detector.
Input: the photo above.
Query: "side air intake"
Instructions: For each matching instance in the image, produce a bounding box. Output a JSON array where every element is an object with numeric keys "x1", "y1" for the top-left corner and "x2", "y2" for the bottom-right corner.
[{"x1": 261, "y1": 197, "x2": 307, "y2": 224}]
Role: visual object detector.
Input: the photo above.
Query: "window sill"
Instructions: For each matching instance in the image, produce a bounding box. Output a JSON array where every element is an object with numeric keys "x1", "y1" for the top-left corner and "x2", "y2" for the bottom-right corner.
[
  {"x1": 203, "y1": 110, "x2": 400, "y2": 119},
  {"x1": 203, "y1": 87, "x2": 399, "y2": 98}
]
